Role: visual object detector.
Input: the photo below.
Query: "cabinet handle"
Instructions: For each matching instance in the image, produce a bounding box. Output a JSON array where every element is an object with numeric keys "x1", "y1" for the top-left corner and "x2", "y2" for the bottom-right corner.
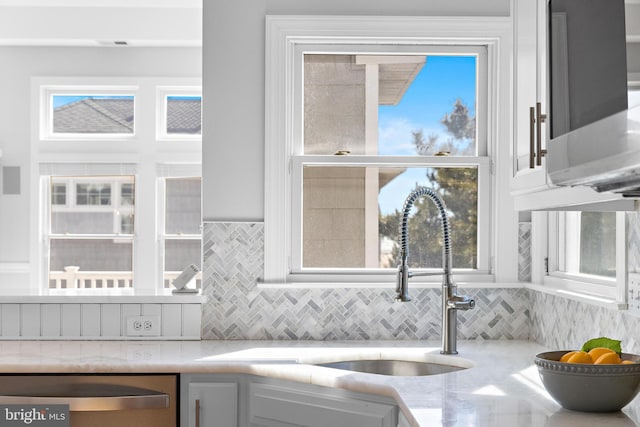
[
  {"x1": 529, "y1": 106, "x2": 536, "y2": 169},
  {"x1": 535, "y1": 102, "x2": 547, "y2": 166},
  {"x1": 0, "y1": 387, "x2": 169, "y2": 411},
  {"x1": 195, "y1": 399, "x2": 200, "y2": 427}
]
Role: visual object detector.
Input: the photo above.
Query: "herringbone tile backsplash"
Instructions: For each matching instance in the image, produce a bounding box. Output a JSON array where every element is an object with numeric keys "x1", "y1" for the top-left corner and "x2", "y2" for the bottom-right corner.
[
  {"x1": 202, "y1": 214, "x2": 640, "y2": 346},
  {"x1": 201, "y1": 222, "x2": 530, "y2": 340}
]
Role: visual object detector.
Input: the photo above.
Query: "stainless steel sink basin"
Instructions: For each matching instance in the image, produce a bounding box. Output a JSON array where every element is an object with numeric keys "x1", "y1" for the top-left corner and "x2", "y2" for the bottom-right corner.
[{"x1": 315, "y1": 359, "x2": 467, "y2": 376}]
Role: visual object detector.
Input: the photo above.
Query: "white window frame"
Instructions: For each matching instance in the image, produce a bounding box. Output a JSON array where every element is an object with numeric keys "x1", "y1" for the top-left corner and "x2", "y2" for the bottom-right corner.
[
  {"x1": 542, "y1": 211, "x2": 627, "y2": 307},
  {"x1": 30, "y1": 77, "x2": 202, "y2": 294},
  {"x1": 263, "y1": 15, "x2": 514, "y2": 286},
  {"x1": 156, "y1": 86, "x2": 202, "y2": 141}
]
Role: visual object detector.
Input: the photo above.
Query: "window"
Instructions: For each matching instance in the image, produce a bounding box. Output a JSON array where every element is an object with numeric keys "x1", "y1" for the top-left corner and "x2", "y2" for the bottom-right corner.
[
  {"x1": 157, "y1": 87, "x2": 202, "y2": 140},
  {"x1": 48, "y1": 176, "x2": 135, "y2": 289},
  {"x1": 166, "y1": 96, "x2": 202, "y2": 135},
  {"x1": 297, "y1": 53, "x2": 486, "y2": 272},
  {"x1": 559, "y1": 212, "x2": 616, "y2": 278},
  {"x1": 545, "y1": 211, "x2": 626, "y2": 303},
  {"x1": 264, "y1": 16, "x2": 512, "y2": 285},
  {"x1": 41, "y1": 87, "x2": 137, "y2": 139},
  {"x1": 33, "y1": 78, "x2": 202, "y2": 293},
  {"x1": 161, "y1": 177, "x2": 202, "y2": 289}
]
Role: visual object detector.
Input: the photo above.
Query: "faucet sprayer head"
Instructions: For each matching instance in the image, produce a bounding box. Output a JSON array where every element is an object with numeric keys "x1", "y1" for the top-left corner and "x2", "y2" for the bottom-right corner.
[{"x1": 395, "y1": 262, "x2": 411, "y2": 302}]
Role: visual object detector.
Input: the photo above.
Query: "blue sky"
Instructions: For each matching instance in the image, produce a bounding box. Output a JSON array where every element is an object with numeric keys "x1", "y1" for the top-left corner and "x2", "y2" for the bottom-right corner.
[
  {"x1": 52, "y1": 95, "x2": 134, "y2": 108},
  {"x1": 378, "y1": 55, "x2": 477, "y2": 214}
]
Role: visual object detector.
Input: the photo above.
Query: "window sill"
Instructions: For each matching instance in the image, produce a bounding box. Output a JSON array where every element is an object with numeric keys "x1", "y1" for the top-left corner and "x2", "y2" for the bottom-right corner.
[
  {"x1": 0, "y1": 288, "x2": 207, "y2": 304},
  {"x1": 257, "y1": 274, "x2": 518, "y2": 289},
  {"x1": 526, "y1": 280, "x2": 626, "y2": 310}
]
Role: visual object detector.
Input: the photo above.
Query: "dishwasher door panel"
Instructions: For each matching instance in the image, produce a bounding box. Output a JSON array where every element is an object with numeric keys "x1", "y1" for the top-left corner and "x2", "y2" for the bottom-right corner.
[{"x1": 0, "y1": 374, "x2": 177, "y2": 427}]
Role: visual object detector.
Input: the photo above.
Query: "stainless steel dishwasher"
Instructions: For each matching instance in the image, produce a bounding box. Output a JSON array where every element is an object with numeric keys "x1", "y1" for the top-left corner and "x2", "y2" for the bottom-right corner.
[{"x1": 0, "y1": 374, "x2": 177, "y2": 427}]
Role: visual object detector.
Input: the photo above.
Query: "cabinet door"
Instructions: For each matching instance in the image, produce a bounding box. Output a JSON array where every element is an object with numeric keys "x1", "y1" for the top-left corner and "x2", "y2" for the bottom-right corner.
[
  {"x1": 512, "y1": 0, "x2": 550, "y2": 194},
  {"x1": 186, "y1": 382, "x2": 238, "y2": 427},
  {"x1": 249, "y1": 382, "x2": 396, "y2": 427}
]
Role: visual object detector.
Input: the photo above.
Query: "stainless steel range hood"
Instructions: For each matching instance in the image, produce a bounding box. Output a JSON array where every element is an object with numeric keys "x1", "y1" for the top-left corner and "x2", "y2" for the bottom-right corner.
[{"x1": 547, "y1": 105, "x2": 640, "y2": 197}]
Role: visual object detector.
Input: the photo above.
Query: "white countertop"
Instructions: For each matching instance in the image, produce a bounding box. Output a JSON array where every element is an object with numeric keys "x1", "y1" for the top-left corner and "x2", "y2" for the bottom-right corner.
[{"x1": 0, "y1": 339, "x2": 638, "y2": 426}]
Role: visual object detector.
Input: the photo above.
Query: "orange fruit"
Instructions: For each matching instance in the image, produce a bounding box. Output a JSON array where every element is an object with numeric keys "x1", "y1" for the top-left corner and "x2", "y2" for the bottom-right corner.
[
  {"x1": 566, "y1": 351, "x2": 593, "y2": 364},
  {"x1": 622, "y1": 360, "x2": 636, "y2": 364},
  {"x1": 588, "y1": 347, "x2": 616, "y2": 361},
  {"x1": 560, "y1": 351, "x2": 579, "y2": 362},
  {"x1": 594, "y1": 352, "x2": 622, "y2": 364}
]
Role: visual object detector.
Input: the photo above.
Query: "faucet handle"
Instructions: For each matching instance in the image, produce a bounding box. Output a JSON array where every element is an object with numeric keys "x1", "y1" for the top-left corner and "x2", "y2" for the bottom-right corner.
[{"x1": 447, "y1": 295, "x2": 475, "y2": 310}]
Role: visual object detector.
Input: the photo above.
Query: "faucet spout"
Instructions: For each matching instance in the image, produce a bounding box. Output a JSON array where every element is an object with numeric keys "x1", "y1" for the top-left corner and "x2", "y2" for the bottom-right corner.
[{"x1": 394, "y1": 186, "x2": 476, "y2": 355}]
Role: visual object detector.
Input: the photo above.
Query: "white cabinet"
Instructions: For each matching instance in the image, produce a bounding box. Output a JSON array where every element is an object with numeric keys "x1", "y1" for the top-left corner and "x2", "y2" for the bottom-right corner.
[
  {"x1": 181, "y1": 375, "x2": 239, "y2": 427},
  {"x1": 181, "y1": 374, "x2": 400, "y2": 427},
  {"x1": 248, "y1": 380, "x2": 397, "y2": 427},
  {"x1": 511, "y1": 0, "x2": 550, "y2": 196},
  {"x1": 510, "y1": 0, "x2": 634, "y2": 211}
]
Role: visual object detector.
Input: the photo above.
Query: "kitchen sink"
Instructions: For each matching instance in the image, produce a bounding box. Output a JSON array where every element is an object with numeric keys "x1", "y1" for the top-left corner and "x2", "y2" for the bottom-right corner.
[{"x1": 315, "y1": 359, "x2": 467, "y2": 376}]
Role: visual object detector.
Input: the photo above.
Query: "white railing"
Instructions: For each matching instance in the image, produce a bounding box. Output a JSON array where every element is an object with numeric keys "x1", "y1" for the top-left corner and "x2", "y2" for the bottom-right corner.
[{"x1": 49, "y1": 266, "x2": 202, "y2": 289}]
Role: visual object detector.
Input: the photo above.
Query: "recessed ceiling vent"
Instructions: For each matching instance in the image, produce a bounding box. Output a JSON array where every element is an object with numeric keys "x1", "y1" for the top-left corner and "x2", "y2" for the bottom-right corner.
[{"x1": 96, "y1": 40, "x2": 129, "y2": 46}]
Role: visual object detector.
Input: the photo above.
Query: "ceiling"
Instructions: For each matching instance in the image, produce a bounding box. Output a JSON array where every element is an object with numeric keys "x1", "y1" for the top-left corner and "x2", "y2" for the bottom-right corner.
[
  {"x1": 0, "y1": 0, "x2": 202, "y2": 47},
  {"x1": 0, "y1": 0, "x2": 201, "y2": 8}
]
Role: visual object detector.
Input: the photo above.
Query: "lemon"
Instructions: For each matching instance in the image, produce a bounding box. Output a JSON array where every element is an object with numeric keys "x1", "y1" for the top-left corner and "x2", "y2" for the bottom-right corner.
[
  {"x1": 588, "y1": 347, "x2": 616, "y2": 361},
  {"x1": 594, "y1": 352, "x2": 622, "y2": 364},
  {"x1": 566, "y1": 350, "x2": 593, "y2": 364}
]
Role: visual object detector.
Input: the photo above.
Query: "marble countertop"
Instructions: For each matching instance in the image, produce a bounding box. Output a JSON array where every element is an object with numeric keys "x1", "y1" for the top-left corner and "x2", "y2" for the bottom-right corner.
[{"x1": 0, "y1": 339, "x2": 638, "y2": 426}]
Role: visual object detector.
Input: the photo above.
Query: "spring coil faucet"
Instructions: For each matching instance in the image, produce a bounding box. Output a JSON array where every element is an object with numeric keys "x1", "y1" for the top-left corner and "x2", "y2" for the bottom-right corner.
[{"x1": 396, "y1": 187, "x2": 475, "y2": 355}]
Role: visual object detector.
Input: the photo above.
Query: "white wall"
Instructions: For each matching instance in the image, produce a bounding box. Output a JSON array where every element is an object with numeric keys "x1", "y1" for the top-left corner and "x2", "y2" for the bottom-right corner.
[
  {"x1": 202, "y1": 0, "x2": 510, "y2": 221},
  {"x1": 0, "y1": 46, "x2": 201, "y2": 271}
]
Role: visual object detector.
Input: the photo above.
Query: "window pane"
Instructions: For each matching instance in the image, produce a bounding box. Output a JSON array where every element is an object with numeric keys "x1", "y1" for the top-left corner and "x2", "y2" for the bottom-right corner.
[
  {"x1": 164, "y1": 239, "x2": 202, "y2": 289},
  {"x1": 165, "y1": 178, "x2": 201, "y2": 234},
  {"x1": 579, "y1": 212, "x2": 616, "y2": 277},
  {"x1": 304, "y1": 54, "x2": 477, "y2": 156},
  {"x1": 52, "y1": 212, "x2": 115, "y2": 234},
  {"x1": 52, "y1": 95, "x2": 134, "y2": 134},
  {"x1": 48, "y1": 239, "x2": 133, "y2": 288},
  {"x1": 302, "y1": 166, "x2": 477, "y2": 269},
  {"x1": 51, "y1": 183, "x2": 66, "y2": 205},
  {"x1": 121, "y1": 183, "x2": 134, "y2": 205},
  {"x1": 166, "y1": 96, "x2": 202, "y2": 135},
  {"x1": 76, "y1": 183, "x2": 111, "y2": 206},
  {"x1": 164, "y1": 239, "x2": 202, "y2": 272},
  {"x1": 51, "y1": 177, "x2": 134, "y2": 235}
]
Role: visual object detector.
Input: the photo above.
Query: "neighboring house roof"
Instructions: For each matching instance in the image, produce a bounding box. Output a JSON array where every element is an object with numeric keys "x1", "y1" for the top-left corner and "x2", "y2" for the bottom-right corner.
[
  {"x1": 166, "y1": 99, "x2": 202, "y2": 134},
  {"x1": 53, "y1": 97, "x2": 201, "y2": 135},
  {"x1": 53, "y1": 98, "x2": 134, "y2": 134}
]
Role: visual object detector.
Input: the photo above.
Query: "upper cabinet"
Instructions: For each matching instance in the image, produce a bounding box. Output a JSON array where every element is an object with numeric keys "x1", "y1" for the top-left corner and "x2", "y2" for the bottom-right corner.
[
  {"x1": 512, "y1": 0, "x2": 549, "y2": 196},
  {"x1": 510, "y1": 0, "x2": 638, "y2": 211}
]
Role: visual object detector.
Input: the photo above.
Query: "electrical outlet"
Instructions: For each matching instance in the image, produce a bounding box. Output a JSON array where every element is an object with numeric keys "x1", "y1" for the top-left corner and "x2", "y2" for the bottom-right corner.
[
  {"x1": 629, "y1": 273, "x2": 640, "y2": 315},
  {"x1": 126, "y1": 315, "x2": 161, "y2": 336}
]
